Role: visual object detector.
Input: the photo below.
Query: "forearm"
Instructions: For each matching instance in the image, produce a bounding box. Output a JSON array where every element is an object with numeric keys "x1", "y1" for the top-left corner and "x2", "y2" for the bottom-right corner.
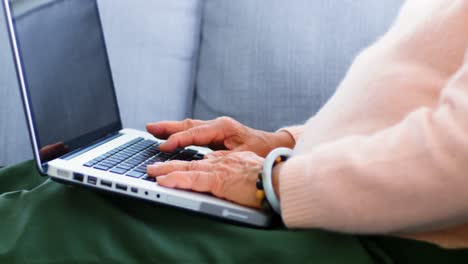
[
  {"x1": 280, "y1": 113, "x2": 468, "y2": 234},
  {"x1": 277, "y1": 62, "x2": 468, "y2": 237}
]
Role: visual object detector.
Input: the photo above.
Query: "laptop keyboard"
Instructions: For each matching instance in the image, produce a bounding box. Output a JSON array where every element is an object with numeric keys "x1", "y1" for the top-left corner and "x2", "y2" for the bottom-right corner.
[{"x1": 83, "y1": 137, "x2": 204, "y2": 182}]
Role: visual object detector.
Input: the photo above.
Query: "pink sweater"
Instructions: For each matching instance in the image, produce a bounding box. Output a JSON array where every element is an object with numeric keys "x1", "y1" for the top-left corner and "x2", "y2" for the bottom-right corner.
[{"x1": 280, "y1": 0, "x2": 468, "y2": 248}]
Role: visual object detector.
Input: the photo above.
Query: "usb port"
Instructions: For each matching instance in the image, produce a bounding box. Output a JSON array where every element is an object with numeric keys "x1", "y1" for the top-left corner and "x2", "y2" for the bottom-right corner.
[
  {"x1": 73, "y1": 173, "x2": 84, "y2": 182},
  {"x1": 116, "y1": 184, "x2": 127, "y2": 191},
  {"x1": 87, "y1": 176, "x2": 97, "y2": 185},
  {"x1": 130, "y1": 187, "x2": 138, "y2": 193},
  {"x1": 100, "y1": 180, "x2": 112, "y2": 188}
]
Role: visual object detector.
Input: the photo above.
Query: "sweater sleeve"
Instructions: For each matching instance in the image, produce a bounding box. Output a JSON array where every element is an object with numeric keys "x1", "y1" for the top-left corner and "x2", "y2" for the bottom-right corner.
[
  {"x1": 279, "y1": 58, "x2": 468, "y2": 236},
  {"x1": 277, "y1": 125, "x2": 305, "y2": 144},
  {"x1": 284, "y1": 1, "x2": 468, "y2": 152}
]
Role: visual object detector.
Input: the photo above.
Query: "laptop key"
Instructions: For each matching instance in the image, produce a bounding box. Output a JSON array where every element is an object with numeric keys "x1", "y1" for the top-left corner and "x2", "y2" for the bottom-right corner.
[
  {"x1": 110, "y1": 168, "x2": 128, "y2": 174},
  {"x1": 106, "y1": 157, "x2": 120, "y2": 161},
  {"x1": 170, "y1": 152, "x2": 194, "y2": 161},
  {"x1": 84, "y1": 161, "x2": 96, "y2": 167},
  {"x1": 126, "y1": 161, "x2": 140, "y2": 166},
  {"x1": 93, "y1": 165, "x2": 110, "y2": 171},
  {"x1": 141, "y1": 175, "x2": 156, "y2": 182},
  {"x1": 117, "y1": 164, "x2": 133, "y2": 169},
  {"x1": 152, "y1": 156, "x2": 167, "y2": 163},
  {"x1": 99, "y1": 162, "x2": 114, "y2": 167},
  {"x1": 126, "y1": 171, "x2": 144, "y2": 178},
  {"x1": 87, "y1": 138, "x2": 175, "y2": 174},
  {"x1": 157, "y1": 155, "x2": 171, "y2": 160},
  {"x1": 182, "y1": 149, "x2": 198, "y2": 156},
  {"x1": 134, "y1": 166, "x2": 147, "y2": 173}
]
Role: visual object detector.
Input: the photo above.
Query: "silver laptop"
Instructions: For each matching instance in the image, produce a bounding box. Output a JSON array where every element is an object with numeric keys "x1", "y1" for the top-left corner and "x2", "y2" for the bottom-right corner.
[{"x1": 3, "y1": 0, "x2": 271, "y2": 227}]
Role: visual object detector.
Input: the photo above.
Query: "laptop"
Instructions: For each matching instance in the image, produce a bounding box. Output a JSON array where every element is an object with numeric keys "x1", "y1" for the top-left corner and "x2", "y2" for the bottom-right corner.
[{"x1": 2, "y1": 0, "x2": 271, "y2": 227}]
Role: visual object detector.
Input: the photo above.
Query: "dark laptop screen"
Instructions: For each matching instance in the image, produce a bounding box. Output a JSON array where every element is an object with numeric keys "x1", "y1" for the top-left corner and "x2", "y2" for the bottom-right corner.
[{"x1": 8, "y1": 0, "x2": 121, "y2": 164}]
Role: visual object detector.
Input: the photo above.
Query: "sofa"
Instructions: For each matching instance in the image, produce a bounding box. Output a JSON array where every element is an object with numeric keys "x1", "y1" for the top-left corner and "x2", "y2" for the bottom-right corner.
[{"x1": 0, "y1": 0, "x2": 403, "y2": 166}]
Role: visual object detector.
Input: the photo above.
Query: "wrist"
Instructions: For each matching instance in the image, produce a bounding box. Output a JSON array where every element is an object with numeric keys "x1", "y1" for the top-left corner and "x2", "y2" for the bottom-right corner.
[
  {"x1": 260, "y1": 147, "x2": 293, "y2": 214},
  {"x1": 270, "y1": 130, "x2": 296, "y2": 150},
  {"x1": 252, "y1": 129, "x2": 295, "y2": 157}
]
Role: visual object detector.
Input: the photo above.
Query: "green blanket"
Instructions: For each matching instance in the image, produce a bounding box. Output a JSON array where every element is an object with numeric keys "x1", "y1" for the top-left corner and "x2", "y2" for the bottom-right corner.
[{"x1": 1, "y1": 161, "x2": 467, "y2": 263}]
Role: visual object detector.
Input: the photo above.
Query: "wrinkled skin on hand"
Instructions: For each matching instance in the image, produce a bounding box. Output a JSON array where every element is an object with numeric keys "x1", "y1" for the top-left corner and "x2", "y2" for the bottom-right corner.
[
  {"x1": 146, "y1": 117, "x2": 294, "y2": 158},
  {"x1": 147, "y1": 151, "x2": 264, "y2": 208},
  {"x1": 146, "y1": 117, "x2": 293, "y2": 207}
]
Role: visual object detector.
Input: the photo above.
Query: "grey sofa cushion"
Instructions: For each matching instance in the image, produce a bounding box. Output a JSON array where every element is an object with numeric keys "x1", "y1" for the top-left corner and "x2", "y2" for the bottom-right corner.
[
  {"x1": 193, "y1": 0, "x2": 404, "y2": 132},
  {"x1": 99, "y1": 0, "x2": 202, "y2": 128},
  {"x1": 0, "y1": 12, "x2": 30, "y2": 167}
]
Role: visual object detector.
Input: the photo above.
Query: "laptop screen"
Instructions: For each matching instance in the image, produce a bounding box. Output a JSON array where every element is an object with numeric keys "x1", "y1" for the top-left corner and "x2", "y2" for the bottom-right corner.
[{"x1": 7, "y1": 0, "x2": 121, "y2": 165}]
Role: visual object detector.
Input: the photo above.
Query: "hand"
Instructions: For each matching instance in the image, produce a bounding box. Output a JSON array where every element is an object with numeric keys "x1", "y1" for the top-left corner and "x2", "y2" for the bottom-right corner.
[
  {"x1": 146, "y1": 117, "x2": 295, "y2": 157},
  {"x1": 147, "y1": 151, "x2": 264, "y2": 208}
]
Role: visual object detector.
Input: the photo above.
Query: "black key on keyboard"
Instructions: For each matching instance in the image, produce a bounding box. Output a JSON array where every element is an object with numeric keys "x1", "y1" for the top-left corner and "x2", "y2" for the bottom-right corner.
[
  {"x1": 151, "y1": 156, "x2": 167, "y2": 163},
  {"x1": 171, "y1": 152, "x2": 194, "y2": 161},
  {"x1": 171, "y1": 149, "x2": 200, "y2": 161},
  {"x1": 141, "y1": 175, "x2": 156, "y2": 182},
  {"x1": 134, "y1": 166, "x2": 147, "y2": 173},
  {"x1": 84, "y1": 138, "x2": 165, "y2": 173},
  {"x1": 157, "y1": 153, "x2": 173, "y2": 160},
  {"x1": 182, "y1": 149, "x2": 198, "y2": 156}
]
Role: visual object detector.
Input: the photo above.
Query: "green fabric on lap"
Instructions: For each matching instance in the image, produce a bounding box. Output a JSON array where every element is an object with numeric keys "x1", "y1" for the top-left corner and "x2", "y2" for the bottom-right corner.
[
  {"x1": 361, "y1": 236, "x2": 468, "y2": 264},
  {"x1": 0, "y1": 161, "x2": 467, "y2": 263}
]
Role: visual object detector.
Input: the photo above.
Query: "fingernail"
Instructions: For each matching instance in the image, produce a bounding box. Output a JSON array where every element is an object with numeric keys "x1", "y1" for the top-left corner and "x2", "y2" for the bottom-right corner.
[{"x1": 158, "y1": 143, "x2": 170, "y2": 152}]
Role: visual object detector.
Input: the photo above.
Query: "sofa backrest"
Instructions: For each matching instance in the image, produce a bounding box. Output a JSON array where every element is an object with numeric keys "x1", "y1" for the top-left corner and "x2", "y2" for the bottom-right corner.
[
  {"x1": 100, "y1": 0, "x2": 202, "y2": 127},
  {"x1": 0, "y1": 0, "x2": 404, "y2": 166},
  {"x1": 193, "y1": 0, "x2": 404, "y2": 131}
]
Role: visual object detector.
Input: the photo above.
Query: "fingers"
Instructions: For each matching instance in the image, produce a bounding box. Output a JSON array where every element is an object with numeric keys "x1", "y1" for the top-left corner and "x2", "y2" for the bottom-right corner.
[
  {"x1": 205, "y1": 150, "x2": 232, "y2": 159},
  {"x1": 159, "y1": 125, "x2": 223, "y2": 152},
  {"x1": 146, "y1": 151, "x2": 264, "y2": 208},
  {"x1": 204, "y1": 145, "x2": 253, "y2": 159},
  {"x1": 146, "y1": 119, "x2": 206, "y2": 139},
  {"x1": 157, "y1": 171, "x2": 215, "y2": 193},
  {"x1": 147, "y1": 160, "x2": 213, "y2": 177},
  {"x1": 147, "y1": 160, "x2": 217, "y2": 193}
]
